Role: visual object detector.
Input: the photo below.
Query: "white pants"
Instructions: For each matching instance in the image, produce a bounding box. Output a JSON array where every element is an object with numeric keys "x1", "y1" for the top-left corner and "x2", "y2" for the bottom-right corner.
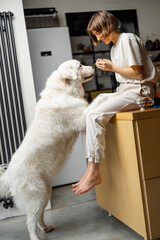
[{"x1": 84, "y1": 82, "x2": 155, "y2": 163}]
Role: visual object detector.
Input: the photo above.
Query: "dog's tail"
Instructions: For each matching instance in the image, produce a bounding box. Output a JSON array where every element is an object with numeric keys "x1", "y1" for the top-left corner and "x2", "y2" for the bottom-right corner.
[{"x1": 0, "y1": 164, "x2": 11, "y2": 198}]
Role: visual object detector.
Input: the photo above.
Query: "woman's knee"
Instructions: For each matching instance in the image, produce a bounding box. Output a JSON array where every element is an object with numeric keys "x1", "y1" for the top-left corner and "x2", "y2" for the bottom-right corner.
[
  {"x1": 86, "y1": 111, "x2": 99, "y2": 123},
  {"x1": 86, "y1": 112, "x2": 107, "y2": 128}
]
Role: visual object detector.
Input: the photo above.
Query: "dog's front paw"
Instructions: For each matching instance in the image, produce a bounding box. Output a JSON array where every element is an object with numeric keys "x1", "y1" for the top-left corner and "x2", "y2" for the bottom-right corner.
[{"x1": 44, "y1": 225, "x2": 54, "y2": 233}]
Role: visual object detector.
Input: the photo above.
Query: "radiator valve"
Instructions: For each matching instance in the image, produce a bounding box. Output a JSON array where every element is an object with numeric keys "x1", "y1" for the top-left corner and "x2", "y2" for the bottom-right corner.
[{"x1": 0, "y1": 197, "x2": 14, "y2": 209}]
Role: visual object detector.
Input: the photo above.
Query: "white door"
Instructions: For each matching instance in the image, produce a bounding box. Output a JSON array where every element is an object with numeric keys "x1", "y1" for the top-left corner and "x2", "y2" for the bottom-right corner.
[
  {"x1": 53, "y1": 134, "x2": 87, "y2": 187},
  {"x1": 27, "y1": 27, "x2": 87, "y2": 186}
]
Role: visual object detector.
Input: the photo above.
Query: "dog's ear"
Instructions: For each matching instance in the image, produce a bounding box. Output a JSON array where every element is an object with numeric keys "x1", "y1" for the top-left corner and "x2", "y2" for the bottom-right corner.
[{"x1": 61, "y1": 67, "x2": 77, "y2": 80}]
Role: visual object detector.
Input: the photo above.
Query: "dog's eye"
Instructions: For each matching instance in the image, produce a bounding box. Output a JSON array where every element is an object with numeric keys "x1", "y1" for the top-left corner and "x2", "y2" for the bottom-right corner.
[{"x1": 79, "y1": 64, "x2": 82, "y2": 69}]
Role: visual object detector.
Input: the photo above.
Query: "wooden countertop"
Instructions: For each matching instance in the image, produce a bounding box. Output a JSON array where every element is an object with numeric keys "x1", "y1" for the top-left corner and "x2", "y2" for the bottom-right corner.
[{"x1": 114, "y1": 107, "x2": 160, "y2": 120}]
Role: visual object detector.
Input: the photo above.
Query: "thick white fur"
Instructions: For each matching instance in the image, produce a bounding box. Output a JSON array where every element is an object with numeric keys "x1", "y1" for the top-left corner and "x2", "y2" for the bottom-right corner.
[{"x1": 0, "y1": 60, "x2": 94, "y2": 240}]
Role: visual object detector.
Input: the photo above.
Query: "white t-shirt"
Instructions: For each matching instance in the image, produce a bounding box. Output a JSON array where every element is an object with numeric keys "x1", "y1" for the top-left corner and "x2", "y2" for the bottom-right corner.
[{"x1": 110, "y1": 33, "x2": 155, "y2": 84}]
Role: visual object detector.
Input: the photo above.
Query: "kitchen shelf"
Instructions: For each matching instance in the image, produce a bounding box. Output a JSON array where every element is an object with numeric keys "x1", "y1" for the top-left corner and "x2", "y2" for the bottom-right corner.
[
  {"x1": 73, "y1": 50, "x2": 110, "y2": 56},
  {"x1": 71, "y1": 37, "x2": 117, "y2": 93}
]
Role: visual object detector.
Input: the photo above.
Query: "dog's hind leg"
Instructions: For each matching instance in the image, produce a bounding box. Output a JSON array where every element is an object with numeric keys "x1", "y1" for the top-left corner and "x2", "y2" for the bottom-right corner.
[
  {"x1": 27, "y1": 210, "x2": 41, "y2": 240},
  {"x1": 27, "y1": 210, "x2": 54, "y2": 239},
  {"x1": 38, "y1": 211, "x2": 54, "y2": 233},
  {"x1": 37, "y1": 187, "x2": 54, "y2": 233},
  {"x1": 26, "y1": 198, "x2": 54, "y2": 240},
  {"x1": 26, "y1": 189, "x2": 52, "y2": 240}
]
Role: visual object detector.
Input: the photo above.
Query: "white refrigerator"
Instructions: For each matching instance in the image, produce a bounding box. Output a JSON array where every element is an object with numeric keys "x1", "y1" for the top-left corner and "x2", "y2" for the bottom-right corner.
[{"x1": 27, "y1": 27, "x2": 87, "y2": 187}]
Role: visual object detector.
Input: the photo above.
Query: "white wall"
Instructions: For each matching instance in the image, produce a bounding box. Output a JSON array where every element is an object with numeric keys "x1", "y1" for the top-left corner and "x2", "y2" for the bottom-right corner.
[
  {"x1": 22, "y1": 0, "x2": 160, "y2": 42},
  {"x1": 1, "y1": 0, "x2": 36, "y2": 127}
]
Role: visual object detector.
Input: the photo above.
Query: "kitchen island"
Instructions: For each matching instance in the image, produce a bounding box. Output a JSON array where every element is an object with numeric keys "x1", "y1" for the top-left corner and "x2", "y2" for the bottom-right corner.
[{"x1": 95, "y1": 107, "x2": 160, "y2": 240}]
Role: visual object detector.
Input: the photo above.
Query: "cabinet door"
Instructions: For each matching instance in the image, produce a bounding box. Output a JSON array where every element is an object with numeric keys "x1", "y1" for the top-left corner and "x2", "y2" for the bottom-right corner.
[
  {"x1": 135, "y1": 117, "x2": 160, "y2": 179},
  {"x1": 143, "y1": 177, "x2": 160, "y2": 239}
]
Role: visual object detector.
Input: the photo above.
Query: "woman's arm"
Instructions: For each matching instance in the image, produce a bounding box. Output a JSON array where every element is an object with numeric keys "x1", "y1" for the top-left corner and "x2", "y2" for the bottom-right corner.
[{"x1": 96, "y1": 58, "x2": 144, "y2": 81}]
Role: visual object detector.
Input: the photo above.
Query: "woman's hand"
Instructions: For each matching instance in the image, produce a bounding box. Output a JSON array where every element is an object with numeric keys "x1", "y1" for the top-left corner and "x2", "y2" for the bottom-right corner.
[
  {"x1": 95, "y1": 58, "x2": 144, "y2": 81},
  {"x1": 95, "y1": 58, "x2": 114, "y2": 71}
]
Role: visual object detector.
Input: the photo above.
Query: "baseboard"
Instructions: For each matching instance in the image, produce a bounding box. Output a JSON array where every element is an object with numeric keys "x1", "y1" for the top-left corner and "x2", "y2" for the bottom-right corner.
[{"x1": 0, "y1": 200, "x2": 51, "y2": 220}]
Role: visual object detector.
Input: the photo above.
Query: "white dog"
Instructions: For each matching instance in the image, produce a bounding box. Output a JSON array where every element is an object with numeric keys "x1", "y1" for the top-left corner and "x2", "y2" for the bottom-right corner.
[{"x1": 0, "y1": 60, "x2": 94, "y2": 240}]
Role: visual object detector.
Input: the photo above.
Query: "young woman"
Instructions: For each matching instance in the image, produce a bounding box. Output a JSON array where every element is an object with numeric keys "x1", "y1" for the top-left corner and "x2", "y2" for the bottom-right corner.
[{"x1": 72, "y1": 10, "x2": 158, "y2": 194}]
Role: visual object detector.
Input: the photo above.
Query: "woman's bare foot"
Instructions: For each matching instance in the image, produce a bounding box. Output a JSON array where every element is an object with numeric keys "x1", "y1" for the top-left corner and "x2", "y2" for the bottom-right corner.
[
  {"x1": 73, "y1": 162, "x2": 101, "y2": 195},
  {"x1": 73, "y1": 172, "x2": 101, "y2": 194},
  {"x1": 72, "y1": 163, "x2": 90, "y2": 188}
]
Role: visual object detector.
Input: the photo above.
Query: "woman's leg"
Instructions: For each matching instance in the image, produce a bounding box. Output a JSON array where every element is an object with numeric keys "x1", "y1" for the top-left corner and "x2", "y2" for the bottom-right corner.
[
  {"x1": 73, "y1": 161, "x2": 101, "y2": 194},
  {"x1": 73, "y1": 91, "x2": 140, "y2": 194},
  {"x1": 72, "y1": 93, "x2": 115, "y2": 190},
  {"x1": 73, "y1": 111, "x2": 114, "y2": 194}
]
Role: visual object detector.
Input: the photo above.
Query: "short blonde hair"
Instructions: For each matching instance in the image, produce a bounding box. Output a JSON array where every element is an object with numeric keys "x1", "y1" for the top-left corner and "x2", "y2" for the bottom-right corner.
[{"x1": 87, "y1": 11, "x2": 120, "y2": 46}]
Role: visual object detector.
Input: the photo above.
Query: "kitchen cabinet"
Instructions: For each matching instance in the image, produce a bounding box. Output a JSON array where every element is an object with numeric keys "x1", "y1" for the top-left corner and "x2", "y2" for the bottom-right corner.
[{"x1": 95, "y1": 108, "x2": 160, "y2": 239}]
